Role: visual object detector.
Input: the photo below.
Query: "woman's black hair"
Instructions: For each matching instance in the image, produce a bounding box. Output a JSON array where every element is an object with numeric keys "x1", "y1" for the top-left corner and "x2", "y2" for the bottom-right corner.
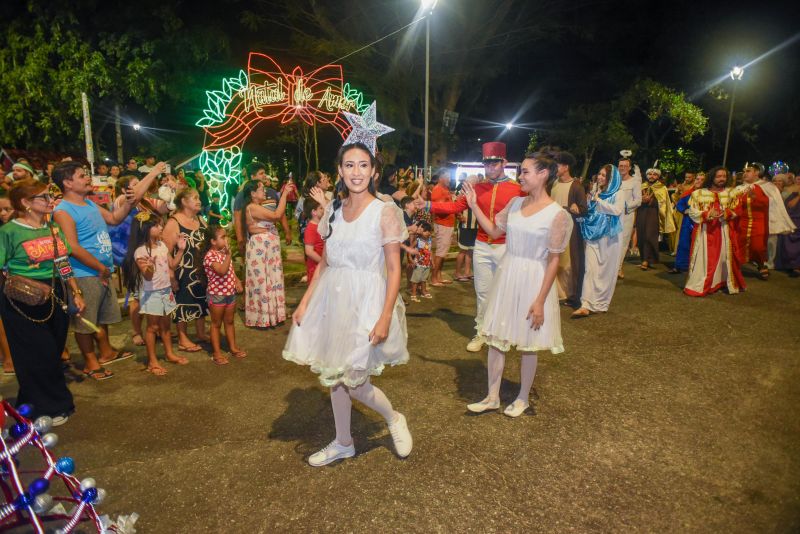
[
  {"x1": 324, "y1": 142, "x2": 377, "y2": 240},
  {"x1": 240, "y1": 180, "x2": 262, "y2": 240},
  {"x1": 525, "y1": 149, "x2": 560, "y2": 192},
  {"x1": 121, "y1": 213, "x2": 164, "y2": 293}
]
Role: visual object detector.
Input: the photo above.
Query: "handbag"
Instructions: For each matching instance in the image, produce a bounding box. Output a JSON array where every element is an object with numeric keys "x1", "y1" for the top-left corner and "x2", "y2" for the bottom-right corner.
[{"x1": 1, "y1": 223, "x2": 62, "y2": 322}]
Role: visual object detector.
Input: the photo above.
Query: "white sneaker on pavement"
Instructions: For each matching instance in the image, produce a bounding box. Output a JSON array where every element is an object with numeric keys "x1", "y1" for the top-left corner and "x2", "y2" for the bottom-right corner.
[
  {"x1": 466, "y1": 334, "x2": 485, "y2": 352},
  {"x1": 466, "y1": 397, "x2": 500, "y2": 413},
  {"x1": 388, "y1": 412, "x2": 413, "y2": 458},
  {"x1": 308, "y1": 440, "x2": 356, "y2": 467},
  {"x1": 503, "y1": 399, "x2": 530, "y2": 418}
]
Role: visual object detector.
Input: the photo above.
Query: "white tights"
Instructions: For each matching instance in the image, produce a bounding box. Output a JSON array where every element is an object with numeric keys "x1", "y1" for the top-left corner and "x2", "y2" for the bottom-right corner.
[
  {"x1": 330, "y1": 378, "x2": 396, "y2": 446},
  {"x1": 486, "y1": 346, "x2": 537, "y2": 403}
]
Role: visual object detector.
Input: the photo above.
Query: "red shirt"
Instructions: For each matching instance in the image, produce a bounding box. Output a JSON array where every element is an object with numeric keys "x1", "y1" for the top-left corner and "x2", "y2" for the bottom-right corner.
[
  {"x1": 430, "y1": 183, "x2": 455, "y2": 227},
  {"x1": 304, "y1": 221, "x2": 325, "y2": 280},
  {"x1": 203, "y1": 249, "x2": 237, "y2": 296},
  {"x1": 429, "y1": 180, "x2": 523, "y2": 244}
]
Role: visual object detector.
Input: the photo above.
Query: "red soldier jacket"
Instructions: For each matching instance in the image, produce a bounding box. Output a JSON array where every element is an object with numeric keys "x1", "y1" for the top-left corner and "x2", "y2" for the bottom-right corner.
[{"x1": 428, "y1": 179, "x2": 523, "y2": 245}]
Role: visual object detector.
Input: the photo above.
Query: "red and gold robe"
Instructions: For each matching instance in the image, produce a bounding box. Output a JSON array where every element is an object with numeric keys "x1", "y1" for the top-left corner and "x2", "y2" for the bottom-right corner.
[
  {"x1": 734, "y1": 183, "x2": 769, "y2": 265},
  {"x1": 684, "y1": 187, "x2": 746, "y2": 297}
]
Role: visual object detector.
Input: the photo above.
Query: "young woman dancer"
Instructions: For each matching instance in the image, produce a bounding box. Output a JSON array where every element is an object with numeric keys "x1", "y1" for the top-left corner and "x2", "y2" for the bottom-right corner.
[
  {"x1": 283, "y1": 142, "x2": 412, "y2": 466},
  {"x1": 462, "y1": 151, "x2": 573, "y2": 417}
]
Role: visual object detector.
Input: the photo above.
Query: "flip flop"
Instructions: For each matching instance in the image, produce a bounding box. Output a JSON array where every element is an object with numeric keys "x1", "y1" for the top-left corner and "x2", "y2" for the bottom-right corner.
[
  {"x1": 167, "y1": 356, "x2": 190, "y2": 365},
  {"x1": 422, "y1": 293, "x2": 433, "y2": 298},
  {"x1": 83, "y1": 367, "x2": 114, "y2": 381},
  {"x1": 145, "y1": 365, "x2": 167, "y2": 376},
  {"x1": 455, "y1": 277, "x2": 470, "y2": 282},
  {"x1": 178, "y1": 344, "x2": 202, "y2": 353},
  {"x1": 230, "y1": 350, "x2": 247, "y2": 359},
  {"x1": 212, "y1": 355, "x2": 230, "y2": 365},
  {"x1": 440, "y1": 279, "x2": 453, "y2": 284},
  {"x1": 570, "y1": 310, "x2": 592, "y2": 319},
  {"x1": 132, "y1": 333, "x2": 145, "y2": 346},
  {"x1": 430, "y1": 282, "x2": 445, "y2": 287},
  {"x1": 99, "y1": 350, "x2": 134, "y2": 365}
]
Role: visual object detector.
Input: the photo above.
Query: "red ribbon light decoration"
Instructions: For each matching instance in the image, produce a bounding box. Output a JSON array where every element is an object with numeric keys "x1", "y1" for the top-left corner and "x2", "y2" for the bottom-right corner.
[{"x1": 203, "y1": 53, "x2": 355, "y2": 151}]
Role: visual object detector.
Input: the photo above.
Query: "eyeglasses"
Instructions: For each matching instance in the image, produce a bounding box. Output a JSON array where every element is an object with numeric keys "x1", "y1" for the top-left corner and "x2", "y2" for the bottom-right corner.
[{"x1": 29, "y1": 194, "x2": 54, "y2": 201}]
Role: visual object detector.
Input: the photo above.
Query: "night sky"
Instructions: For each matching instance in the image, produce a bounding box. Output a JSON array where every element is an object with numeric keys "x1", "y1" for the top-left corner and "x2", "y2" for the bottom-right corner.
[{"x1": 130, "y1": 0, "x2": 799, "y2": 171}]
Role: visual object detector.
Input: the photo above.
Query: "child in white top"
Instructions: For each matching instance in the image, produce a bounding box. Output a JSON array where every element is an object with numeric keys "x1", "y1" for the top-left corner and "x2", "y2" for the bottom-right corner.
[{"x1": 123, "y1": 212, "x2": 187, "y2": 375}]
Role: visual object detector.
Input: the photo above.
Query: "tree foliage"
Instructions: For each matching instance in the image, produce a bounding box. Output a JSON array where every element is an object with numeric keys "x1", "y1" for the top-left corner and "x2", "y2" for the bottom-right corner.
[
  {"x1": 545, "y1": 79, "x2": 708, "y2": 176},
  {"x1": 0, "y1": 0, "x2": 228, "y2": 151}
]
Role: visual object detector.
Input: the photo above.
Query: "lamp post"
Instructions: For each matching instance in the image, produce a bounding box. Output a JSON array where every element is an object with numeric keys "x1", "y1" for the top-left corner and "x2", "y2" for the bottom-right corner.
[
  {"x1": 421, "y1": 0, "x2": 438, "y2": 178},
  {"x1": 722, "y1": 66, "x2": 744, "y2": 168}
]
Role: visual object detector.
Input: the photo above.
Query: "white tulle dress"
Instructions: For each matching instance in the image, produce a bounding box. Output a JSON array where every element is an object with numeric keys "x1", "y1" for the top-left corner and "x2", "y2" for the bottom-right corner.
[
  {"x1": 283, "y1": 198, "x2": 409, "y2": 387},
  {"x1": 479, "y1": 198, "x2": 573, "y2": 353}
]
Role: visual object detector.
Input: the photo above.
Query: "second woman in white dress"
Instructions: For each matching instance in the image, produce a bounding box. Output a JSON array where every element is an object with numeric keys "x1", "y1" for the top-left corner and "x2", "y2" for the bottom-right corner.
[
  {"x1": 283, "y1": 142, "x2": 412, "y2": 466},
  {"x1": 462, "y1": 151, "x2": 573, "y2": 417}
]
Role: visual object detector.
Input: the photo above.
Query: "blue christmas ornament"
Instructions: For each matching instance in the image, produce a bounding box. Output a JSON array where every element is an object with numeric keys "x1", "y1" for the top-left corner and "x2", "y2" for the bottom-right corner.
[
  {"x1": 29, "y1": 478, "x2": 49, "y2": 496},
  {"x1": 82, "y1": 487, "x2": 98, "y2": 503},
  {"x1": 17, "y1": 404, "x2": 34, "y2": 418},
  {"x1": 10, "y1": 423, "x2": 28, "y2": 439},
  {"x1": 13, "y1": 492, "x2": 33, "y2": 508},
  {"x1": 55, "y1": 457, "x2": 75, "y2": 475}
]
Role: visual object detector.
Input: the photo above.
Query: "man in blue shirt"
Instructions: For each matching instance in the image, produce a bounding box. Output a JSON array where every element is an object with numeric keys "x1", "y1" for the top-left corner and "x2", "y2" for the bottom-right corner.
[{"x1": 53, "y1": 161, "x2": 161, "y2": 380}]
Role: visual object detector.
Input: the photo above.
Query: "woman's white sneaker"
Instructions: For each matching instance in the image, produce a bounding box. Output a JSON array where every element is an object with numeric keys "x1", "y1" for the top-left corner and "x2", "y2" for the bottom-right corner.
[
  {"x1": 466, "y1": 398, "x2": 500, "y2": 413},
  {"x1": 466, "y1": 335, "x2": 485, "y2": 352},
  {"x1": 503, "y1": 399, "x2": 530, "y2": 418},
  {"x1": 388, "y1": 413, "x2": 413, "y2": 458},
  {"x1": 308, "y1": 440, "x2": 355, "y2": 467}
]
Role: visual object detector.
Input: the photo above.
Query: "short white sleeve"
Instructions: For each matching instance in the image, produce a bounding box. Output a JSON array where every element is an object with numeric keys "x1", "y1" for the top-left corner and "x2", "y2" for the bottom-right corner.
[
  {"x1": 380, "y1": 202, "x2": 409, "y2": 245},
  {"x1": 494, "y1": 199, "x2": 516, "y2": 232},
  {"x1": 547, "y1": 208, "x2": 574, "y2": 254}
]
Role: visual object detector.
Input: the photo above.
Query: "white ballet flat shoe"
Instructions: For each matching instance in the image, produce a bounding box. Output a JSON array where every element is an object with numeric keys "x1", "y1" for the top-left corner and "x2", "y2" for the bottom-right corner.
[
  {"x1": 466, "y1": 398, "x2": 500, "y2": 413},
  {"x1": 388, "y1": 412, "x2": 413, "y2": 458},
  {"x1": 466, "y1": 335, "x2": 485, "y2": 352},
  {"x1": 503, "y1": 400, "x2": 530, "y2": 418},
  {"x1": 308, "y1": 440, "x2": 356, "y2": 467}
]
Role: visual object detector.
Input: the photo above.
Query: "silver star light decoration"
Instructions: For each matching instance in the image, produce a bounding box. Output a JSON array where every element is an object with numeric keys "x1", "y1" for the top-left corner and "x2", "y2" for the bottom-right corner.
[{"x1": 342, "y1": 101, "x2": 394, "y2": 155}]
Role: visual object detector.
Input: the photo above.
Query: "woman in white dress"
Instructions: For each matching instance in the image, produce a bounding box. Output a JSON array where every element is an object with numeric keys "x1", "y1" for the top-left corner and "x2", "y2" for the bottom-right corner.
[
  {"x1": 283, "y1": 142, "x2": 413, "y2": 466},
  {"x1": 572, "y1": 164, "x2": 624, "y2": 317},
  {"x1": 616, "y1": 158, "x2": 642, "y2": 278},
  {"x1": 461, "y1": 151, "x2": 573, "y2": 417}
]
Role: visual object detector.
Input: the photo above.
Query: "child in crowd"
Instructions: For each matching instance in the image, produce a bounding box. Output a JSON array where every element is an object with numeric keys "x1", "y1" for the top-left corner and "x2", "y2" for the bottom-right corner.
[
  {"x1": 158, "y1": 174, "x2": 177, "y2": 210},
  {"x1": 123, "y1": 212, "x2": 188, "y2": 375},
  {"x1": 400, "y1": 196, "x2": 419, "y2": 283},
  {"x1": 410, "y1": 221, "x2": 433, "y2": 302},
  {"x1": 303, "y1": 198, "x2": 325, "y2": 282},
  {"x1": 203, "y1": 226, "x2": 245, "y2": 365},
  {"x1": 207, "y1": 193, "x2": 223, "y2": 226},
  {"x1": 0, "y1": 196, "x2": 13, "y2": 226},
  {"x1": 0, "y1": 196, "x2": 12, "y2": 374}
]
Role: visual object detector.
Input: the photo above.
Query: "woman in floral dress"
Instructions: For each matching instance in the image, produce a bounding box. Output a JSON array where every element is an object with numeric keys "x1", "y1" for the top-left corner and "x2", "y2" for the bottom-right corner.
[{"x1": 241, "y1": 180, "x2": 294, "y2": 327}]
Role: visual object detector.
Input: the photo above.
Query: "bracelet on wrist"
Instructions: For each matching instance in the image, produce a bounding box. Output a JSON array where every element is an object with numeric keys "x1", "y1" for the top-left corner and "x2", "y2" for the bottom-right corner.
[{"x1": 71, "y1": 288, "x2": 83, "y2": 297}]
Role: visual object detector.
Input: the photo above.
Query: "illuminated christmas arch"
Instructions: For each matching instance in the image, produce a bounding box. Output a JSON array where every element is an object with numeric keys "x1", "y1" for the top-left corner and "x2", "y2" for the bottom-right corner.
[{"x1": 195, "y1": 52, "x2": 369, "y2": 215}]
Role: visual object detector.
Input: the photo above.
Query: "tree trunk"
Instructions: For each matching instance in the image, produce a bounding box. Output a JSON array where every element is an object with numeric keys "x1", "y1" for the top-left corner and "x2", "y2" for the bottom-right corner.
[
  {"x1": 114, "y1": 102, "x2": 124, "y2": 163},
  {"x1": 581, "y1": 147, "x2": 595, "y2": 179}
]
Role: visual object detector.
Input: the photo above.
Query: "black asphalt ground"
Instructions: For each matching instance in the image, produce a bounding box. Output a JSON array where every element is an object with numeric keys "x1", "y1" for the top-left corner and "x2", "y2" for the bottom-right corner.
[{"x1": 2, "y1": 257, "x2": 799, "y2": 533}]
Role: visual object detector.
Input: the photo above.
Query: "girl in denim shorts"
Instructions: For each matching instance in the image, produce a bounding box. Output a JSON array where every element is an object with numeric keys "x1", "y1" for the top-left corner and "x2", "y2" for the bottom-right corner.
[{"x1": 122, "y1": 212, "x2": 188, "y2": 375}]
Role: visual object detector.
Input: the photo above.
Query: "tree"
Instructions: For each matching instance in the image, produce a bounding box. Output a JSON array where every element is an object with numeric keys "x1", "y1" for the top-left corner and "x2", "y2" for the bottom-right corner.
[
  {"x1": 0, "y1": 0, "x2": 229, "y2": 155},
  {"x1": 545, "y1": 79, "x2": 707, "y2": 177}
]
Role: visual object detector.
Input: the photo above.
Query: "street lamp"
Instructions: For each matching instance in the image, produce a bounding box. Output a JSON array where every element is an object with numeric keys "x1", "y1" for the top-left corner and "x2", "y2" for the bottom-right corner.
[
  {"x1": 132, "y1": 123, "x2": 141, "y2": 131},
  {"x1": 722, "y1": 65, "x2": 744, "y2": 167},
  {"x1": 505, "y1": 122, "x2": 514, "y2": 130},
  {"x1": 421, "y1": 0, "x2": 438, "y2": 178}
]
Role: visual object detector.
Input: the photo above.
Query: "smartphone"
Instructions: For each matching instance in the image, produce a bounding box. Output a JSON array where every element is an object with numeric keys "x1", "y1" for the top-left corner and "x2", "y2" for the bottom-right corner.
[{"x1": 164, "y1": 163, "x2": 171, "y2": 175}]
